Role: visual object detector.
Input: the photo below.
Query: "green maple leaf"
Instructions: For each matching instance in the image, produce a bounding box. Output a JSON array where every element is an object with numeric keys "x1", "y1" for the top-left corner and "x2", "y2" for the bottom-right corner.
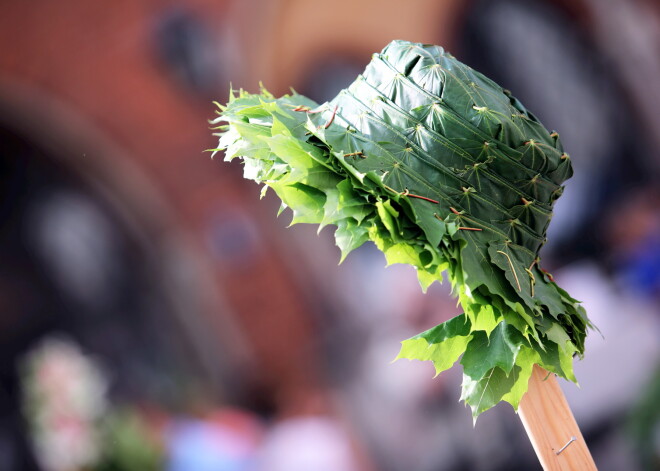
[
  {"x1": 334, "y1": 219, "x2": 370, "y2": 262},
  {"x1": 396, "y1": 314, "x2": 472, "y2": 375},
  {"x1": 461, "y1": 322, "x2": 527, "y2": 380},
  {"x1": 460, "y1": 367, "x2": 520, "y2": 420}
]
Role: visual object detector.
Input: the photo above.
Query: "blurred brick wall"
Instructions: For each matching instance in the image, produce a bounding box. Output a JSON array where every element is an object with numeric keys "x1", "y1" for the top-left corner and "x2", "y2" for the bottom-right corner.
[{"x1": 0, "y1": 0, "x2": 323, "y2": 412}]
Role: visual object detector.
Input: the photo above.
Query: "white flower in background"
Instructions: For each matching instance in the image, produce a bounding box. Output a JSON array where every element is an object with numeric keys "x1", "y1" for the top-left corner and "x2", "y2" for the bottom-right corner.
[{"x1": 21, "y1": 336, "x2": 109, "y2": 471}]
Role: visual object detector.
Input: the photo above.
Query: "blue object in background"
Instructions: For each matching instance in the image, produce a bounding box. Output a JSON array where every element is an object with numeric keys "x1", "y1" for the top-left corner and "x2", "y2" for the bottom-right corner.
[
  {"x1": 619, "y1": 232, "x2": 660, "y2": 301},
  {"x1": 166, "y1": 418, "x2": 257, "y2": 471}
]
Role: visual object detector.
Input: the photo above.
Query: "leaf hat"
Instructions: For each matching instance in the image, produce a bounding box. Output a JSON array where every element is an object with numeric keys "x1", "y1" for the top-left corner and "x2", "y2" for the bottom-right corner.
[{"x1": 212, "y1": 40, "x2": 592, "y2": 418}]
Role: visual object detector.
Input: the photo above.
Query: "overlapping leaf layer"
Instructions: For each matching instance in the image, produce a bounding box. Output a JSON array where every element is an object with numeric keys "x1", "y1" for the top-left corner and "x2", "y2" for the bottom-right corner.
[{"x1": 211, "y1": 40, "x2": 592, "y2": 419}]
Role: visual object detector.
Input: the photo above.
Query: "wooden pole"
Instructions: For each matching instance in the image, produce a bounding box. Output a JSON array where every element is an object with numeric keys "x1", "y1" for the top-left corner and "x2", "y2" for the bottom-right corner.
[{"x1": 518, "y1": 365, "x2": 598, "y2": 470}]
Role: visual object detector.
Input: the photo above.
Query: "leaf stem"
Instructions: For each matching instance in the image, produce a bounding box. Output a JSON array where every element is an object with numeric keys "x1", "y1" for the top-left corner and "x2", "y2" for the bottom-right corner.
[{"x1": 497, "y1": 249, "x2": 522, "y2": 292}]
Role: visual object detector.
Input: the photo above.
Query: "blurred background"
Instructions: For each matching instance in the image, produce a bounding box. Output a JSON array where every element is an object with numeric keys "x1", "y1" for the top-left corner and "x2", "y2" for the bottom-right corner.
[{"x1": 0, "y1": 0, "x2": 659, "y2": 470}]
